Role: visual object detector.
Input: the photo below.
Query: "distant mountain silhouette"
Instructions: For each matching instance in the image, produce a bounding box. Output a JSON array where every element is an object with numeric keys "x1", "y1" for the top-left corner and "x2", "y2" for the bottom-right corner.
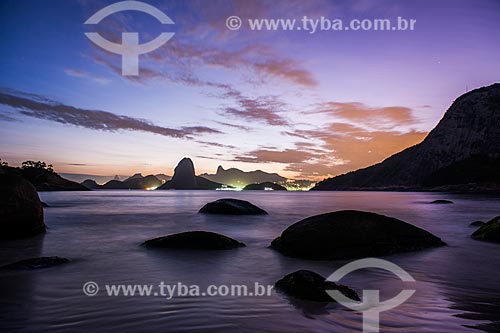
[
  {"x1": 157, "y1": 158, "x2": 227, "y2": 190},
  {"x1": 63, "y1": 173, "x2": 171, "y2": 185},
  {"x1": 243, "y1": 182, "x2": 287, "y2": 191},
  {"x1": 61, "y1": 173, "x2": 129, "y2": 184},
  {"x1": 313, "y1": 83, "x2": 500, "y2": 192},
  {"x1": 201, "y1": 165, "x2": 286, "y2": 187},
  {"x1": 82, "y1": 174, "x2": 162, "y2": 190}
]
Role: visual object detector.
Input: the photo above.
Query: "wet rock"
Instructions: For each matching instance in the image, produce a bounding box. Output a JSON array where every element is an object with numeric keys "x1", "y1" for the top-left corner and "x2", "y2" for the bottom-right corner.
[
  {"x1": 471, "y1": 215, "x2": 500, "y2": 243},
  {"x1": 469, "y1": 221, "x2": 485, "y2": 227},
  {"x1": 0, "y1": 171, "x2": 45, "y2": 240},
  {"x1": 275, "y1": 270, "x2": 360, "y2": 302},
  {"x1": 271, "y1": 210, "x2": 446, "y2": 260},
  {"x1": 2, "y1": 256, "x2": 70, "y2": 269},
  {"x1": 142, "y1": 231, "x2": 245, "y2": 250},
  {"x1": 430, "y1": 199, "x2": 454, "y2": 204},
  {"x1": 199, "y1": 198, "x2": 267, "y2": 215}
]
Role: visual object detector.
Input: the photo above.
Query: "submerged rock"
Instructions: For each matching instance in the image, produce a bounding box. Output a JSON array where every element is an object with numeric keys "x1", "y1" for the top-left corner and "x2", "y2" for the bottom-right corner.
[
  {"x1": 271, "y1": 210, "x2": 446, "y2": 260},
  {"x1": 275, "y1": 270, "x2": 360, "y2": 302},
  {"x1": 430, "y1": 199, "x2": 454, "y2": 204},
  {"x1": 470, "y1": 221, "x2": 486, "y2": 227},
  {"x1": 0, "y1": 170, "x2": 45, "y2": 240},
  {"x1": 199, "y1": 198, "x2": 267, "y2": 215},
  {"x1": 142, "y1": 231, "x2": 245, "y2": 250},
  {"x1": 471, "y1": 215, "x2": 500, "y2": 243},
  {"x1": 2, "y1": 256, "x2": 70, "y2": 269}
]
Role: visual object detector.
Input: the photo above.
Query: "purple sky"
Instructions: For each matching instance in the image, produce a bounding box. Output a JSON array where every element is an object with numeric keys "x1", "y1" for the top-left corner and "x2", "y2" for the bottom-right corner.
[{"x1": 1, "y1": 0, "x2": 499, "y2": 179}]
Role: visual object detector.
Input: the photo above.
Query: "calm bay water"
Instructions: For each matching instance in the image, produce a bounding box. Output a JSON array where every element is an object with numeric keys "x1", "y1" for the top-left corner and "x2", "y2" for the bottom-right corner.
[{"x1": 1, "y1": 191, "x2": 499, "y2": 332}]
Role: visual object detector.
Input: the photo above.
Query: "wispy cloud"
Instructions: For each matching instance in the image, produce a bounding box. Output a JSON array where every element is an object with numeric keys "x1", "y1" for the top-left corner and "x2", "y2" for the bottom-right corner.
[
  {"x1": 219, "y1": 88, "x2": 289, "y2": 126},
  {"x1": 0, "y1": 88, "x2": 221, "y2": 139},
  {"x1": 312, "y1": 101, "x2": 419, "y2": 129},
  {"x1": 64, "y1": 68, "x2": 110, "y2": 85}
]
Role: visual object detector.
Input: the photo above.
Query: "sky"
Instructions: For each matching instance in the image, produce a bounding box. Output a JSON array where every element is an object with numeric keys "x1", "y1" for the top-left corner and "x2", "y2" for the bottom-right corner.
[{"x1": 0, "y1": 0, "x2": 499, "y2": 180}]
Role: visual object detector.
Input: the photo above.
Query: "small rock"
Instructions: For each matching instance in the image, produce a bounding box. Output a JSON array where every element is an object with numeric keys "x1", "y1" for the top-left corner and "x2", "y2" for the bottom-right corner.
[
  {"x1": 469, "y1": 221, "x2": 485, "y2": 227},
  {"x1": 430, "y1": 199, "x2": 454, "y2": 204},
  {"x1": 472, "y1": 215, "x2": 500, "y2": 243},
  {"x1": 275, "y1": 270, "x2": 360, "y2": 302},
  {"x1": 2, "y1": 256, "x2": 70, "y2": 269},
  {"x1": 142, "y1": 231, "x2": 245, "y2": 250},
  {"x1": 199, "y1": 198, "x2": 267, "y2": 215}
]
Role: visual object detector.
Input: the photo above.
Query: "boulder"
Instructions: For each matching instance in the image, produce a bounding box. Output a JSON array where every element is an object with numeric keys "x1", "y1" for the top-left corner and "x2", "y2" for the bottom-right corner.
[
  {"x1": 142, "y1": 231, "x2": 245, "y2": 250},
  {"x1": 275, "y1": 270, "x2": 360, "y2": 302},
  {"x1": 199, "y1": 198, "x2": 267, "y2": 215},
  {"x1": 271, "y1": 210, "x2": 446, "y2": 259},
  {"x1": 1, "y1": 256, "x2": 70, "y2": 269},
  {"x1": 471, "y1": 215, "x2": 500, "y2": 243},
  {"x1": 0, "y1": 170, "x2": 45, "y2": 240}
]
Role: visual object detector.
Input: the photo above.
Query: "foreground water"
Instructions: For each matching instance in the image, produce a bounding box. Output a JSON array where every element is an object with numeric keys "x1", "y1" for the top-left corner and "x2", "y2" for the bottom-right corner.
[{"x1": 1, "y1": 191, "x2": 499, "y2": 332}]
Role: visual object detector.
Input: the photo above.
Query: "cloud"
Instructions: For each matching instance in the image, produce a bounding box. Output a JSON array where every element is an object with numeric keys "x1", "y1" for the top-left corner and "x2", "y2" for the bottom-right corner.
[
  {"x1": 196, "y1": 140, "x2": 237, "y2": 149},
  {"x1": 313, "y1": 101, "x2": 419, "y2": 129},
  {"x1": 233, "y1": 149, "x2": 318, "y2": 164},
  {"x1": 0, "y1": 88, "x2": 221, "y2": 139},
  {"x1": 64, "y1": 68, "x2": 110, "y2": 84},
  {"x1": 219, "y1": 88, "x2": 289, "y2": 126},
  {"x1": 214, "y1": 121, "x2": 252, "y2": 132},
  {"x1": 282, "y1": 124, "x2": 427, "y2": 179}
]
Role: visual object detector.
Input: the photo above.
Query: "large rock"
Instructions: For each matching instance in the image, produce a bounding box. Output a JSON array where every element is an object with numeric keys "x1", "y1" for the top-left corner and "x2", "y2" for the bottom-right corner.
[
  {"x1": 471, "y1": 215, "x2": 500, "y2": 243},
  {"x1": 275, "y1": 270, "x2": 360, "y2": 302},
  {"x1": 312, "y1": 83, "x2": 500, "y2": 191},
  {"x1": 199, "y1": 198, "x2": 267, "y2": 215},
  {"x1": 271, "y1": 210, "x2": 446, "y2": 259},
  {"x1": 0, "y1": 169, "x2": 45, "y2": 240},
  {"x1": 243, "y1": 182, "x2": 287, "y2": 191},
  {"x1": 142, "y1": 231, "x2": 245, "y2": 250}
]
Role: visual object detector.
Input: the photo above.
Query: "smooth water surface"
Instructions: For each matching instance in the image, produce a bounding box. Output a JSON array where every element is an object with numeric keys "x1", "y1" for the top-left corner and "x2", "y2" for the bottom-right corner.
[{"x1": 1, "y1": 191, "x2": 499, "y2": 332}]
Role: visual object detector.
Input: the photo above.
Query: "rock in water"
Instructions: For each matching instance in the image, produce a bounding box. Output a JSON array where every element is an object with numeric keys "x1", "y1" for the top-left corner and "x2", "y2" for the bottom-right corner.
[
  {"x1": 199, "y1": 198, "x2": 268, "y2": 215},
  {"x1": 142, "y1": 231, "x2": 245, "y2": 250},
  {"x1": 0, "y1": 169, "x2": 45, "y2": 239},
  {"x1": 471, "y1": 215, "x2": 500, "y2": 243},
  {"x1": 2, "y1": 256, "x2": 70, "y2": 269},
  {"x1": 469, "y1": 221, "x2": 485, "y2": 227},
  {"x1": 271, "y1": 210, "x2": 446, "y2": 259},
  {"x1": 275, "y1": 270, "x2": 360, "y2": 302},
  {"x1": 430, "y1": 199, "x2": 454, "y2": 204}
]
